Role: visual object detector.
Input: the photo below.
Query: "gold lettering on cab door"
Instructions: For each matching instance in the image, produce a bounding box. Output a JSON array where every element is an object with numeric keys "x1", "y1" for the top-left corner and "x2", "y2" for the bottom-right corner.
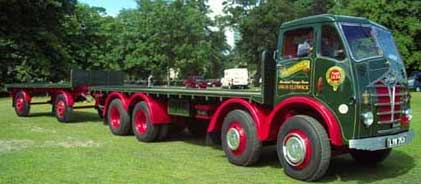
[{"x1": 278, "y1": 80, "x2": 310, "y2": 90}]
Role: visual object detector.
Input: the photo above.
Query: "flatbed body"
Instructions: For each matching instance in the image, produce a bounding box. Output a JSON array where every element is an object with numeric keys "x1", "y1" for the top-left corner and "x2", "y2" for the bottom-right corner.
[
  {"x1": 5, "y1": 69, "x2": 124, "y2": 122},
  {"x1": 90, "y1": 85, "x2": 263, "y2": 103},
  {"x1": 5, "y1": 83, "x2": 73, "y2": 89}
]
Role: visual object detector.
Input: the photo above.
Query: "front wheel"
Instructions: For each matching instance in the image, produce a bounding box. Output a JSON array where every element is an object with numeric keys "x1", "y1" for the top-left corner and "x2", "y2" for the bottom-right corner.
[
  {"x1": 277, "y1": 115, "x2": 331, "y2": 181},
  {"x1": 221, "y1": 110, "x2": 262, "y2": 166},
  {"x1": 350, "y1": 149, "x2": 391, "y2": 165}
]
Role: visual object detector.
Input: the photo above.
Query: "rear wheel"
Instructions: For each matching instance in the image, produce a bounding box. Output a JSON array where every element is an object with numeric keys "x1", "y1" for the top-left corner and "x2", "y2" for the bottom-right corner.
[
  {"x1": 221, "y1": 110, "x2": 262, "y2": 166},
  {"x1": 107, "y1": 99, "x2": 131, "y2": 135},
  {"x1": 54, "y1": 94, "x2": 73, "y2": 123},
  {"x1": 277, "y1": 115, "x2": 331, "y2": 181},
  {"x1": 350, "y1": 149, "x2": 391, "y2": 165},
  {"x1": 132, "y1": 102, "x2": 160, "y2": 142},
  {"x1": 14, "y1": 91, "x2": 30, "y2": 116}
]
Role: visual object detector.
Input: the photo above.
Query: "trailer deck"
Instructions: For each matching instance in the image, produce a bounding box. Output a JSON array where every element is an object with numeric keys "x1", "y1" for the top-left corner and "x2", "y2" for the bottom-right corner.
[
  {"x1": 5, "y1": 83, "x2": 73, "y2": 89},
  {"x1": 90, "y1": 85, "x2": 263, "y2": 103},
  {"x1": 5, "y1": 69, "x2": 124, "y2": 122}
]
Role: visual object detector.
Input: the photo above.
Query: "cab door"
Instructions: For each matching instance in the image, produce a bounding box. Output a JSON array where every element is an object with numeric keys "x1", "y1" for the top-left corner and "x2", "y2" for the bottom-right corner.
[
  {"x1": 313, "y1": 23, "x2": 355, "y2": 140},
  {"x1": 276, "y1": 26, "x2": 316, "y2": 99}
]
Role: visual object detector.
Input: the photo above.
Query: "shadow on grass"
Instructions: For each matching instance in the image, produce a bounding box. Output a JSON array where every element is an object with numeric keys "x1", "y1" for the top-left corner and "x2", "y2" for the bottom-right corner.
[
  {"x1": 162, "y1": 131, "x2": 415, "y2": 182},
  {"x1": 28, "y1": 111, "x2": 102, "y2": 123},
  {"x1": 320, "y1": 150, "x2": 415, "y2": 183}
]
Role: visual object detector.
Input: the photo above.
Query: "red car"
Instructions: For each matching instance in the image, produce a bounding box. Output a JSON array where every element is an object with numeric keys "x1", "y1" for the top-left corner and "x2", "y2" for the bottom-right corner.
[
  {"x1": 183, "y1": 76, "x2": 207, "y2": 88},
  {"x1": 207, "y1": 79, "x2": 222, "y2": 87}
]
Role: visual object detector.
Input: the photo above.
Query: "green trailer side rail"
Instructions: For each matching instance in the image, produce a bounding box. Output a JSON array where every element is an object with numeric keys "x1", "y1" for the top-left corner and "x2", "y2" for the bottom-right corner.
[
  {"x1": 4, "y1": 83, "x2": 73, "y2": 90},
  {"x1": 4, "y1": 69, "x2": 124, "y2": 91},
  {"x1": 90, "y1": 85, "x2": 263, "y2": 104}
]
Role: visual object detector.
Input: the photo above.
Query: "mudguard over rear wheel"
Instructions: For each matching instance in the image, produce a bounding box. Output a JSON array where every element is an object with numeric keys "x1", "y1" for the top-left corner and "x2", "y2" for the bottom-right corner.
[{"x1": 277, "y1": 115, "x2": 331, "y2": 181}]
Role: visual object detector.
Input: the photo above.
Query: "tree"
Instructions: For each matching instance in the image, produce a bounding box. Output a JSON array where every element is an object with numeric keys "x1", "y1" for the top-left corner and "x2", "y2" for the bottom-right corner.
[
  {"x1": 62, "y1": 4, "x2": 118, "y2": 70},
  {"x1": 112, "y1": 0, "x2": 228, "y2": 81},
  {"x1": 221, "y1": 0, "x2": 297, "y2": 85},
  {"x1": 0, "y1": 0, "x2": 77, "y2": 85},
  {"x1": 330, "y1": 0, "x2": 421, "y2": 70}
]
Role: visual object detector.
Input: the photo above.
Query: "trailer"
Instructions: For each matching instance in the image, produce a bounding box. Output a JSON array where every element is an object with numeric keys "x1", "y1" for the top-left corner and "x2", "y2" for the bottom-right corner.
[
  {"x1": 5, "y1": 69, "x2": 123, "y2": 122},
  {"x1": 6, "y1": 15, "x2": 416, "y2": 181}
]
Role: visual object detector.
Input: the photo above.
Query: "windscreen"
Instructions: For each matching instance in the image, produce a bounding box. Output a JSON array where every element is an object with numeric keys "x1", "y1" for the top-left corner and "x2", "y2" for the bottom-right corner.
[{"x1": 341, "y1": 23, "x2": 402, "y2": 63}]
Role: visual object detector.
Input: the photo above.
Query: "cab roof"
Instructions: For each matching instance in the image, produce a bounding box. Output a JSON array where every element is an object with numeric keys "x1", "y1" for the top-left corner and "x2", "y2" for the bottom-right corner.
[{"x1": 280, "y1": 14, "x2": 380, "y2": 29}]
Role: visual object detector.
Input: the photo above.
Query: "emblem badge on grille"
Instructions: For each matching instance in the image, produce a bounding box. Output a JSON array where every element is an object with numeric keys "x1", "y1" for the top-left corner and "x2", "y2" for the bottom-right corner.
[{"x1": 385, "y1": 71, "x2": 397, "y2": 86}]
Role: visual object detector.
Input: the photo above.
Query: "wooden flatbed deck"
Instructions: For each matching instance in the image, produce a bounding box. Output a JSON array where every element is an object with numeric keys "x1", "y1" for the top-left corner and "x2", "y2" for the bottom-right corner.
[
  {"x1": 5, "y1": 83, "x2": 73, "y2": 90},
  {"x1": 90, "y1": 85, "x2": 263, "y2": 103}
]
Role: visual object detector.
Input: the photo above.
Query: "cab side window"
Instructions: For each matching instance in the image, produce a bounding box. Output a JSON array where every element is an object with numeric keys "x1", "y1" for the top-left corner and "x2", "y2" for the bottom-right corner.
[
  {"x1": 321, "y1": 24, "x2": 345, "y2": 60},
  {"x1": 282, "y1": 28, "x2": 314, "y2": 59}
]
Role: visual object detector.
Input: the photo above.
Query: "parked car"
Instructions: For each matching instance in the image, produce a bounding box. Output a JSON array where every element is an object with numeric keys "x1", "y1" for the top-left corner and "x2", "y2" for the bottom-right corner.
[
  {"x1": 207, "y1": 79, "x2": 222, "y2": 87},
  {"x1": 183, "y1": 76, "x2": 207, "y2": 88},
  {"x1": 221, "y1": 68, "x2": 249, "y2": 89},
  {"x1": 408, "y1": 71, "x2": 421, "y2": 92}
]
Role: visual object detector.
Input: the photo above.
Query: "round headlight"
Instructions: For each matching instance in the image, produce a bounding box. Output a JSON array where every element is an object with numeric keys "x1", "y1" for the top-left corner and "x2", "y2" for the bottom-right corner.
[
  {"x1": 361, "y1": 112, "x2": 374, "y2": 127},
  {"x1": 403, "y1": 108, "x2": 413, "y2": 121}
]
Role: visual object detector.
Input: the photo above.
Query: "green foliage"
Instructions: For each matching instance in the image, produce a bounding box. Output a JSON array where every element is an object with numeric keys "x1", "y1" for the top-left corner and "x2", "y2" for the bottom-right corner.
[
  {"x1": 0, "y1": 0, "x2": 77, "y2": 85},
  {"x1": 221, "y1": 0, "x2": 304, "y2": 84},
  {"x1": 330, "y1": 0, "x2": 421, "y2": 71},
  {"x1": 62, "y1": 4, "x2": 118, "y2": 70},
  {"x1": 1, "y1": 0, "x2": 420, "y2": 89},
  {"x1": 111, "y1": 0, "x2": 227, "y2": 80}
]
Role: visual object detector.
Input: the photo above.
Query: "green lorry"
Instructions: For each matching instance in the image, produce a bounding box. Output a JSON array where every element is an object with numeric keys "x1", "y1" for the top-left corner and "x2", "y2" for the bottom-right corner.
[{"x1": 7, "y1": 14, "x2": 414, "y2": 181}]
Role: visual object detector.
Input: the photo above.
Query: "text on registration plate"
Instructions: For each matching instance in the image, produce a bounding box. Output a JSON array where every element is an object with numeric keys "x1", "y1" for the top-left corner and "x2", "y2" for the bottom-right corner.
[{"x1": 386, "y1": 136, "x2": 406, "y2": 148}]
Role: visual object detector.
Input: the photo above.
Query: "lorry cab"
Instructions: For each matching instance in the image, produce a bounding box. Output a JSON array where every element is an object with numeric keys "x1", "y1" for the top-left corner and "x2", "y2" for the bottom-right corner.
[{"x1": 274, "y1": 14, "x2": 413, "y2": 149}]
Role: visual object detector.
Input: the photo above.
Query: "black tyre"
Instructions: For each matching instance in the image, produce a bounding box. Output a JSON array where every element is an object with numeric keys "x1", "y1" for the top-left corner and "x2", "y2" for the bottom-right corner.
[
  {"x1": 221, "y1": 110, "x2": 262, "y2": 166},
  {"x1": 132, "y1": 102, "x2": 160, "y2": 142},
  {"x1": 277, "y1": 115, "x2": 331, "y2": 181},
  {"x1": 54, "y1": 94, "x2": 73, "y2": 123},
  {"x1": 107, "y1": 99, "x2": 131, "y2": 135},
  {"x1": 186, "y1": 119, "x2": 208, "y2": 137},
  {"x1": 350, "y1": 149, "x2": 391, "y2": 165},
  {"x1": 157, "y1": 124, "x2": 169, "y2": 140},
  {"x1": 14, "y1": 91, "x2": 30, "y2": 116}
]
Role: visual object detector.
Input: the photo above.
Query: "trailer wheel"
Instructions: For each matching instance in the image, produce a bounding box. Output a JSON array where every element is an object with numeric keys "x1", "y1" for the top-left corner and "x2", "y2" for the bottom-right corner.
[
  {"x1": 14, "y1": 92, "x2": 30, "y2": 116},
  {"x1": 350, "y1": 149, "x2": 391, "y2": 165},
  {"x1": 107, "y1": 99, "x2": 131, "y2": 135},
  {"x1": 221, "y1": 110, "x2": 262, "y2": 166},
  {"x1": 277, "y1": 115, "x2": 331, "y2": 181},
  {"x1": 132, "y1": 102, "x2": 160, "y2": 142},
  {"x1": 54, "y1": 94, "x2": 73, "y2": 123}
]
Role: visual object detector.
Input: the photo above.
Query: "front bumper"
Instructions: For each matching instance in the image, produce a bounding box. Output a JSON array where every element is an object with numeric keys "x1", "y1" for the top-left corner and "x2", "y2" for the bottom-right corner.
[{"x1": 348, "y1": 131, "x2": 414, "y2": 151}]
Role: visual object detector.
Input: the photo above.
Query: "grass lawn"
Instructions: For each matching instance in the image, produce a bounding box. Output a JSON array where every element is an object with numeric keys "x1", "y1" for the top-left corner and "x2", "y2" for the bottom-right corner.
[{"x1": 0, "y1": 94, "x2": 420, "y2": 184}]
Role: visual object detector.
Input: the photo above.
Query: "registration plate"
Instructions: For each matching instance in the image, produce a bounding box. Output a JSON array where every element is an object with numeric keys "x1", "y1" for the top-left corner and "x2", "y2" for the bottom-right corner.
[{"x1": 386, "y1": 136, "x2": 407, "y2": 148}]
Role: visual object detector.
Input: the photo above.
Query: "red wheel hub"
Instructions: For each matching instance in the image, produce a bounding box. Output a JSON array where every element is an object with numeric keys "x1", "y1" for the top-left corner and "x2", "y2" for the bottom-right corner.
[
  {"x1": 55, "y1": 100, "x2": 66, "y2": 119},
  {"x1": 15, "y1": 96, "x2": 25, "y2": 113},
  {"x1": 226, "y1": 122, "x2": 247, "y2": 156},
  {"x1": 110, "y1": 107, "x2": 121, "y2": 128},
  {"x1": 135, "y1": 110, "x2": 147, "y2": 134},
  {"x1": 282, "y1": 129, "x2": 312, "y2": 170}
]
